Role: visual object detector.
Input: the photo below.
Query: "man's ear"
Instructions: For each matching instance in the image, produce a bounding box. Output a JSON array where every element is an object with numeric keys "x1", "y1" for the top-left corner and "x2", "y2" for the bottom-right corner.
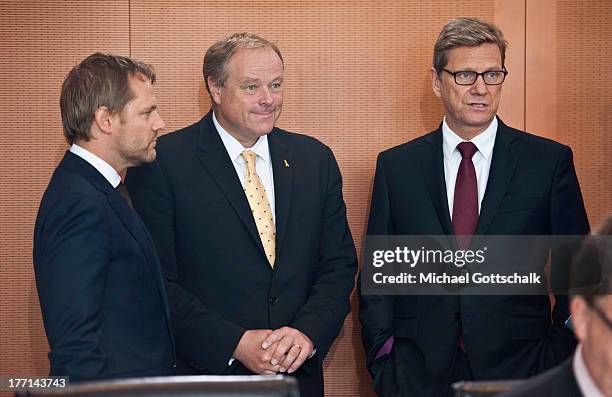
[
  {"x1": 570, "y1": 296, "x2": 590, "y2": 342},
  {"x1": 208, "y1": 77, "x2": 223, "y2": 106},
  {"x1": 93, "y1": 106, "x2": 115, "y2": 136},
  {"x1": 432, "y1": 67, "x2": 442, "y2": 98}
]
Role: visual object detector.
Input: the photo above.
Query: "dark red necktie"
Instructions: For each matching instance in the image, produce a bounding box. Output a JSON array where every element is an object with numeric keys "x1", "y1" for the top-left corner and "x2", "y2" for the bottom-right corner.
[
  {"x1": 452, "y1": 142, "x2": 478, "y2": 352},
  {"x1": 452, "y1": 142, "x2": 478, "y2": 250}
]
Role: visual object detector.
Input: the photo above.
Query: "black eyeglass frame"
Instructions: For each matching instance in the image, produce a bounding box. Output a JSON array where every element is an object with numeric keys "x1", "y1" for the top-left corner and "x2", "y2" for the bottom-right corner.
[{"x1": 441, "y1": 68, "x2": 508, "y2": 86}]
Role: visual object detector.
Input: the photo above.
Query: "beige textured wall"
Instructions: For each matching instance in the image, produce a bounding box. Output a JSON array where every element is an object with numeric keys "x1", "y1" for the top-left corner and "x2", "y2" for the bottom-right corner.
[
  {"x1": 0, "y1": 0, "x2": 130, "y2": 383},
  {"x1": 1, "y1": 1, "x2": 609, "y2": 396}
]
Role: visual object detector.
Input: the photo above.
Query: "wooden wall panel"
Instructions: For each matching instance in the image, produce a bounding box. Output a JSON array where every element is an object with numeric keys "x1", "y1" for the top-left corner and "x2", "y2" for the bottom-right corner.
[
  {"x1": 495, "y1": 0, "x2": 526, "y2": 130},
  {"x1": 524, "y1": 0, "x2": 611, "y2": 226},
  {"x1": 5, "y1": 2, "x2": 608, "y2": 396},
  {"x1": 525, "y1": 0, "x2": 558, "y2": 140},
  {"x1": 555, "y1": 0, "x2": 612, "y2": 225},
  {"x1": 0, "y1": 0, "x2": 129, "y2": 381},
  {"x1": 129, "y1": 2, "x2": 495, "y2": 396}
]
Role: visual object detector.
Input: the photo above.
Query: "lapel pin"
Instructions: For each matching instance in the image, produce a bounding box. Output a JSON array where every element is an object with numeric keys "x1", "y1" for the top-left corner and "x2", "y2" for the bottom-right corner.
[{"x1": 284, "y1": 159, "x2": 290, "y2": 168}]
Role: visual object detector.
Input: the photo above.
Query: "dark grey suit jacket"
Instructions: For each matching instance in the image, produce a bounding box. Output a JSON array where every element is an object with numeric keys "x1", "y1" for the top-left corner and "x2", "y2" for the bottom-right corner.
[{"x1": 500, "y1": 357, "x2": 582, "y2": 397}]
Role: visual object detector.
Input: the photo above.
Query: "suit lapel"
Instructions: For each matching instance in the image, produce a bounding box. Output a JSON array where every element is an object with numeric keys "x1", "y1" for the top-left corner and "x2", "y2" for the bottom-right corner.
[
  {"x1": 422, "y1": 128, "x2": 453, "y2": 236},
  {"x1": 62, "y1": 152, "x2": 173, "y2": 332},
  {"x1": 195, "y1": 113, "x2": 266, "y2": 256},
  {"x1": 107, "y1": 193, "x2": 158, "y2": 267},
  {"x1": 63, "y1": 153, "x2": 160, "y2": 263},
  {"x1": 108, "y1": 183, "x2": 176, "y2": 354},
  {"x1": 475, "y1": 120, "x2": 519, "y2": 236},
  {"x1": 268, "y1": 131, "x2": 292, "y2": 254}
]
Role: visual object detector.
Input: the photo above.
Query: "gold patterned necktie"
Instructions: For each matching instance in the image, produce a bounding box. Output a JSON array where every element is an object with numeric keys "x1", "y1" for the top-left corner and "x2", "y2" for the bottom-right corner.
[{"x1": 241, "y1": 150, "x2": 276, "y2": 267}]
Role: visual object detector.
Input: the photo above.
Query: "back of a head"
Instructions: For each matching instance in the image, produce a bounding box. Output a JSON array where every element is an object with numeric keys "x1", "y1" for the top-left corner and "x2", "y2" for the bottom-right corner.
[{"x1": 570, "y1": 216, "x2": 612, "y2": 300}]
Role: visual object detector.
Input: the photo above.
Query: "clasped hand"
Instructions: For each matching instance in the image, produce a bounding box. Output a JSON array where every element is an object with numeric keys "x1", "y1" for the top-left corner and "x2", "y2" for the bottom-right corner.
[{"x1": 233, "y1": 327, "x2": 313, "y2": 375}]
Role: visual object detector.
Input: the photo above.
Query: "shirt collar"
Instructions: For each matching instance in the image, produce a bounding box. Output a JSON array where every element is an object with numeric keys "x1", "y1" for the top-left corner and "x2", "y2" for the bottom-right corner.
[
  {"x1": 70, "y1": 144, "x2": 122, "y2": 188},
  {"x1": 442, "y1": 116, "x2": 497, "y2": 160},
  {"x1": 213, "y1": 110, "x2": 271, "y2": 165},
  {"x1": 574, "y1": 343, "x2": 607, "y2": 397}
]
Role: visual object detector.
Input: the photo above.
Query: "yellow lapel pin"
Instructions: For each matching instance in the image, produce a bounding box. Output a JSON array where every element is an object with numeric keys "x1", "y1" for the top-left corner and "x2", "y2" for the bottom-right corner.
[{"x1": 284, "y1": 159, "x2": 290, "y2": 168}]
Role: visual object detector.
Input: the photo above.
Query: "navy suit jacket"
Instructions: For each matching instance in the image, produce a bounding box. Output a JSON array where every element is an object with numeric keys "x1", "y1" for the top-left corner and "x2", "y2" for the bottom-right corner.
[
  {"x1": 359, "y1": 119, "x2": 589, "y2": 396},
  {"x1": 500, "y1": 356, "x2": 582, "y2": 397},
  {"x1": 125, "y1": 112, "x2": 357, "y2": 396},
  {"x1": 33, "y1": 151, "x2": 175, "y2": 380}
]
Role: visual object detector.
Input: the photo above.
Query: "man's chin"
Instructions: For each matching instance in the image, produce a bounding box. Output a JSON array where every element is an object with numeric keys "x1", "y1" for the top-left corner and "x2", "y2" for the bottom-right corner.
[
  {"x1": 252, "y1": 126, "x2": 274, "y2": 136},
  {"x1": 145, "y1": 150, "x2": 157, "y2": 163},
  {"x1": 127, "y1": 151, "x2": 156, "y2": 168}
]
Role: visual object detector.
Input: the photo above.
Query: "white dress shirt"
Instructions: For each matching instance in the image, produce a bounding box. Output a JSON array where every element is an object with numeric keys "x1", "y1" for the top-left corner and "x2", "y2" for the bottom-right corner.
[
  {"x1": 70, "y1": 144, "x2": 121, "y2": 188},
  {"x1": 442, "y1": 117, "x2": 497, "y2": 217},
  {"x1": 574, "y1": 344, "x2": 606, "y2": 397},
  {"x1": 213, "y1": 111, "x2": 276, "y2": 224}
]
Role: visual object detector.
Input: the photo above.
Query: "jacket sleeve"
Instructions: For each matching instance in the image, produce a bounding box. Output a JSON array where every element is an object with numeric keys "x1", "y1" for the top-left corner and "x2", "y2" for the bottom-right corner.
[
  {"x1": 549, "y1": 146, "x2": 589, "y2": 358},
  {"x1": 35, "y1": 193, "x2": 110, "y2": 380},
  {"x1": 289, "y1": 145, "x2": 358, "y2": 361}
]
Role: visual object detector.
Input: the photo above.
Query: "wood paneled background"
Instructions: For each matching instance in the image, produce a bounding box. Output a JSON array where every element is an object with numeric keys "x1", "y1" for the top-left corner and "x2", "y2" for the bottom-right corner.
[{"x1": 1, "y1": 1, "x2": 609, "y2": 396}]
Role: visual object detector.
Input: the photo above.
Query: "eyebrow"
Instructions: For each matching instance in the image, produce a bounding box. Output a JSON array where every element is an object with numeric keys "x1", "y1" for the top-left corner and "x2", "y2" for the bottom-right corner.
[
  {"x1": 456, "y1": 67, "x2": 503, "y2": 72},
  {"x1": 242, "y1": 78, "x2": 261, "y2": 84},
  {"x1": 142, "y1": 104, "x2": 157, "y2": 112},
  {"x1": 241, "y1": 75, "x2": 283, "y2": 84}
]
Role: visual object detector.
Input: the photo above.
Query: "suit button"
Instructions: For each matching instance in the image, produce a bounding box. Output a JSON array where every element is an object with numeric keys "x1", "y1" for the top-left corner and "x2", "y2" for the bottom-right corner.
[{"x1": 270, "y1": 296, "x2": 279, "y2": 305}]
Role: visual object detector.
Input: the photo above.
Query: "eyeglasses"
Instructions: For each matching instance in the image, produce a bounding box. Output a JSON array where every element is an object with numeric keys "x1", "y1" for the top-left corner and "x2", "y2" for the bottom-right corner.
[
  {"x1": 442, "y1": 69, "x2": 508, "y2": 85},
  {"x1": 587, "y1": 299, "x2": 612, "y2": 331}
]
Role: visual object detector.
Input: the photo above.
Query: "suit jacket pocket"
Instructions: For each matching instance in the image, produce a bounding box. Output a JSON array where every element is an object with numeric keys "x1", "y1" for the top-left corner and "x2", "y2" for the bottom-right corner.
[
  {"x1": 500, "y1": 197, "x2": 542, "y2": 214},
  {"x1": 511, "y1": 317, "x2": 548, "y2": 340},
  {"x1": 393, "y1": 317, "x2": 418, "y2": 339}
]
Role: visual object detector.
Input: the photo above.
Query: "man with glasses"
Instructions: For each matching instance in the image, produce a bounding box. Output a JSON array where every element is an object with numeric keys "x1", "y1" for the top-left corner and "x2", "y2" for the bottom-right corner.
[
  {"x1": 359, "y1": 17, "x2": 589, "y2": 396},
  {"x1": 502, "y1": 217, "x2": 612, "y2": 397}
]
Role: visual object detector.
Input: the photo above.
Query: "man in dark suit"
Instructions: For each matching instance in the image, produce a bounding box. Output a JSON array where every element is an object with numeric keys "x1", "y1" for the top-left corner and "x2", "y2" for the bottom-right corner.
[
  {"x1": 359, "y1": 18, "x2": 590, "y2": 396},
  {"x1": 33, "y1": 53, "x2": 175, "y2": 380},
  {"x1": 502, "y1": 217, "x2": 612, "y2": 397},
  {"x1": 126, "y1": 33, "x2": 357, "y2": 397}
]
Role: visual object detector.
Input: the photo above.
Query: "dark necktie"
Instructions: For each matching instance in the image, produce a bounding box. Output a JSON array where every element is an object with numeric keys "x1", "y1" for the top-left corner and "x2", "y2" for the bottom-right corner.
[
  {"x1": 116, "y1": 182, "x2": 134, "y2": 209},
  {"x1": 452, "y1": 142, "x2": 478, "y2": 250}
]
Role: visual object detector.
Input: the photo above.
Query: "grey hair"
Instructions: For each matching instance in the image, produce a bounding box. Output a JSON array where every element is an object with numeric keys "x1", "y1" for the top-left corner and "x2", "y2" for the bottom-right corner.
[{"x1": 202, "y1": 32, "x2": 283, "y2": 100}]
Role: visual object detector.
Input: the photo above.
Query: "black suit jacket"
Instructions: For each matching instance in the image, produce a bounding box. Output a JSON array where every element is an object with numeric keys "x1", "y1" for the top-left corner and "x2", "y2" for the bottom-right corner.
[
  {"x1": 359, "y1": 119, "x2": 589, "y2": 396},
  {"x1": 500, "y1": 356, "x2": 582, "y2": 397},
  {"x1": 125, "y1": 112, "x2": 357, "y2": 395},
  {"x1": 33, "y1": 152, "x2": 175, "y2": 380}
]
